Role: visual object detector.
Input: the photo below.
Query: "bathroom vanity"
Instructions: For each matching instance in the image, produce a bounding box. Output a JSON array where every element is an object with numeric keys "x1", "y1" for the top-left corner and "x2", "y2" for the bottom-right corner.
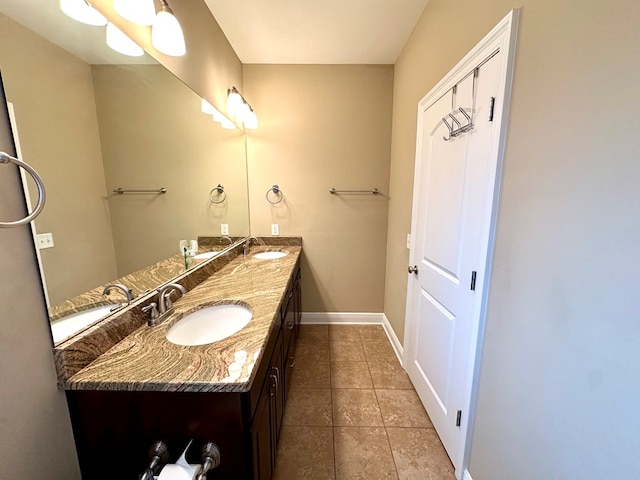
[{"x1": 57, "y1": 239, "x2": 302, "y2": 479}]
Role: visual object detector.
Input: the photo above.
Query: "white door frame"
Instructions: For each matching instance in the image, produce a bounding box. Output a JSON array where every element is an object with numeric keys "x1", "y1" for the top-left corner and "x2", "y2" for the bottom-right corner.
[{"x1": 403, "y1": 10, "x2": 520, "y2": 479}]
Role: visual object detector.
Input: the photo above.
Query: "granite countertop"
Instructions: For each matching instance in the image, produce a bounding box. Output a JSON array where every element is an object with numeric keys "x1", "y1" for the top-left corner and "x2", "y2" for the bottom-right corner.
[{"x1": 64, "y1": 245, "x2": 301, "y2": 394}]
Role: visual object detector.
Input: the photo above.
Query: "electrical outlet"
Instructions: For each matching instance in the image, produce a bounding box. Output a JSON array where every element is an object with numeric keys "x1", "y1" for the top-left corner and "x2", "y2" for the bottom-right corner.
[
  {"x1": 36, "y1": 232, "x2": 54, "y2": 249},
  {"x1": 271, "y1": 224, "x2": 279, "y2": 236},
  {"x1": 221, "y1": 224, "x2": 229, "y2": 235},
  {"x1": 406, "y1": 233, "x2": 411, "y2": 249}
]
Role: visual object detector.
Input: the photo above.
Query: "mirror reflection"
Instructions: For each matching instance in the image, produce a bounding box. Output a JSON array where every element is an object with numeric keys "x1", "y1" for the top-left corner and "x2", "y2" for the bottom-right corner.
[{"x1": 0, "y1": 6, "x2": 249, "y2": 343}]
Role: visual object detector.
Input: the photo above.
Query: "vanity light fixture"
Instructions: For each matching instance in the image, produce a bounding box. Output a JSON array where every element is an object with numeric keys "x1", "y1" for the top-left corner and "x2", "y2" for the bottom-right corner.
[
  {"x1": 201, "y1": 99, "x2": 216, "y2": 115},
  {"x1": 226, "y1": 87, "x2": 244, "y2": 117},
  {"x1": 202, "y1": 99, "x2": 232, "y2": 125},
  {"x1": 152, "y1": 0, "x2": 186, "y2": 57},
  {"x1": 227, "y1": 86, "x2": 258, "y2": 129},
  {"x1": 60, "y1": 0, "x2": 107, "y2": 26},
  {"x1": 220, "y1": 118, "x2": 237, "y2": 130},
  {"x1": 212, "y1": 109, "x2": 227, "y2": 123},
  {"x1": 106, "y1": 22, "x2": 144, "y2": 56},
  {"x1": 244, "y1": 108, "x2": 258, "y2": 130},
  {"x1": 113, "y1": 0, "x2": 156, "y2": 25}
]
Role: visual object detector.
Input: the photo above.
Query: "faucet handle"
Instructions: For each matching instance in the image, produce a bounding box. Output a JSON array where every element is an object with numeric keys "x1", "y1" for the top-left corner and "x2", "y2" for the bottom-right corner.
[
  {"x1": 162, "y1": 291, "x2": 175, "y2": 311},
  {"x1": 142, "y1": 302, "x2": 159, "y2": 326}
]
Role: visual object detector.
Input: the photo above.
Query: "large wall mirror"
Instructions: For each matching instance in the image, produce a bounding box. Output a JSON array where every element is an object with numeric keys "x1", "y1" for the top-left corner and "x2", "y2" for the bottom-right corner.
[{"x1": 0, "y1": 1, "x2": 249, "y2": 343}]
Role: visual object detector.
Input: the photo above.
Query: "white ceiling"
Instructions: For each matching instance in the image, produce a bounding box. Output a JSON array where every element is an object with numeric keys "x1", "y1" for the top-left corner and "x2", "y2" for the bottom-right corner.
[
  {"x1": 204, "y1": 0, "x2": 429, "y2": 64},
  {"x1": 0, "y1": 0, "x2": 428, "y2": 65}
]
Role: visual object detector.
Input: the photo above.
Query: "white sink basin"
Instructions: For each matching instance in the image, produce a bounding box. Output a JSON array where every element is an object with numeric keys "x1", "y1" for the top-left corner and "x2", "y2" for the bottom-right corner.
[
  {"x1": 252, "y1": 251, "x2": 288, "y2": 260},
  {"x1": 166, "y1": 304, "x2": 252, "y2": 346},
  {"x1": 194, "y1": 251, "x2": 217, "y2": 261},
  {"x1": 51, "y1": 304, "x2": 116, "y2": 343}
]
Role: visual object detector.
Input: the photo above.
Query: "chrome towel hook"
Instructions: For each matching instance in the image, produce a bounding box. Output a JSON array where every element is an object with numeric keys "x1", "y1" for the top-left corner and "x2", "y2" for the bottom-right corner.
[
  {"x1": 209, "y1": 184, "x2": 227, "y2": 204},
  {"x1": 266, "y1": 184, "x2": 283, "y2": 204},
  {"x1": 0, "y1": 151, "x2": 46, "y2": 228}
]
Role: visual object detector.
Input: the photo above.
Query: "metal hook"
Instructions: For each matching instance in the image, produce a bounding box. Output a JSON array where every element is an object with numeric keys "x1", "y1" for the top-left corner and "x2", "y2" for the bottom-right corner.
[
  {"x1": 442, "y1": 116, "x2": 453, "y2": 141},
  {"x1": 449, "y1": 113, "x2": 462, "y2": 129}
]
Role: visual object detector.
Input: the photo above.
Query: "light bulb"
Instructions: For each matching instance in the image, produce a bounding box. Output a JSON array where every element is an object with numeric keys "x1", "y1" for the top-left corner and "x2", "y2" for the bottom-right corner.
[
  {"x1": 220, "y1": 118, "x2": 236, "y2": 130},
  {"x1": 60, "y1": 0, "x2": 107, "y2": 26},
  {"x1": 212, "y1": 110, "x2": 226, "y2": 123},
  {"x1": 106, "y1": 22, "x2": 144, "y2": 57},
  {"x1": 152, "y1": 2, "x2": 186, "y2": 57},
  {"x1": 114, "y1": 0, "x2": 156, "y2": 25},
  {"x1": 227, "y1": 87, "x2": 243, "y2": 117},
  {"x1": 236, "y1": 101, "x2": 251, "y2": 122},
  {"x1": 201, "y1": 99, "x2": 215, "y2": 115},
  {"x1": 244, "y1": 110, "x2": 258, "y2": 130}
]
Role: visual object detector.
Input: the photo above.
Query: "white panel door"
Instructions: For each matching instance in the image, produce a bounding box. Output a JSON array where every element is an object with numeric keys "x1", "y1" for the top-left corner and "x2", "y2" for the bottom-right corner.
[{"x1": 405, "y1": 52, "x2": 503, "y2": 470}]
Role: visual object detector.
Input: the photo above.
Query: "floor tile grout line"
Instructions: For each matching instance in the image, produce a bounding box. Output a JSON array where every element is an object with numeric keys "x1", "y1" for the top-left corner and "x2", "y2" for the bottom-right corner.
[{"x1": 372, "y1": 385, "x2": 402, "y2": 479}]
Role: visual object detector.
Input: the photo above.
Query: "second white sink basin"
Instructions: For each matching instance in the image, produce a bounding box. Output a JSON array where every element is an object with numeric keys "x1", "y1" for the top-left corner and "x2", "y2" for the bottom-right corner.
[
  {"x1": 166, "y1": 304, "x2": 252, "y2": 346},
  {"x1": 194, "y1": 251, "x2": 217, "y2": 261},
  {"x1": 51, "y1": 304, "x2": 116, "y2": 343},
  {"x1": 253, "y1": 251, "x2": 288, "y2": 260}
]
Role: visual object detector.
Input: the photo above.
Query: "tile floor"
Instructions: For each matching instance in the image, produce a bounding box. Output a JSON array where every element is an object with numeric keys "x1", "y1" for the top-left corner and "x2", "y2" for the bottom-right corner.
[{"x1": 274, "y1": 324, "x2": 456, "y2": 480}]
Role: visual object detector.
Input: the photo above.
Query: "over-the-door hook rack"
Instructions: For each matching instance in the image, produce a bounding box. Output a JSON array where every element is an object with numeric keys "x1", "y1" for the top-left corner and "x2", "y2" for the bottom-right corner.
[
  {"x1": 209, "y1": 184, "x2": 227, "y2": 204},
  {"x1": 443, "y1": 108, "x2": 474, "y2": 141},
  {"x1": 266, "y1": 184, "x2": 283, "y2": 204},
  {"x1": 0, "y1": 152, "x2": 46, "y2": 228},
  {"x1": 442, "y1": 67, "x2": 478, "y2": 141}
]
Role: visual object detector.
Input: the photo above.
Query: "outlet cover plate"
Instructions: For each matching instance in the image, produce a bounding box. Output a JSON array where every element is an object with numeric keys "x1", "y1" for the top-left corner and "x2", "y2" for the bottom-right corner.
[
  {"x1": 221, "y1": 224, "x2": 229, "y2": 235},
  {"x1": 36, "y1": 232, "x2": 54, "y2": 249},
  {"x1": 271, "y1": 224, "x2": 279, "y2": 236}
]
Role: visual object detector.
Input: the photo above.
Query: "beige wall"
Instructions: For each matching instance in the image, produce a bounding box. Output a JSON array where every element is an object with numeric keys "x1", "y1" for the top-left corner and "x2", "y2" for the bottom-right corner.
[
  {"x1": 244, "y1": 65, "x2": 393, "y2": 312},
  {"x1": 92, "y1": 0, "x2": 242, "y2": 119},
  {"x1": 92, "y1": 64, "x2": 249, "y2": 275},
  {"x1": 388, "y1": 0, "x2": 640, "y2": 478},
  {"x1": 0, "y1": 68, "x2": 81, "y2": 478},
  {"x1": 0, "y1": 13, "x2": 118, "y2": 305}
]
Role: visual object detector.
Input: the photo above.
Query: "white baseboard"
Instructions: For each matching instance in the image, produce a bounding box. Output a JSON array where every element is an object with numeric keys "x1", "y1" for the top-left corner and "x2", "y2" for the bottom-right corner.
[
  {"x1": 300, "y1": 312, "x2": 403, "y2": 364},
  {"x1": 382, "y1": 313, "x2": 403, "y2": 364},
  {"x1": 301, "y1": 312, "x2": 383, "y2": 325},
  {"x1": 462, "y1": 469, "x2": 473, "y2": 480}
]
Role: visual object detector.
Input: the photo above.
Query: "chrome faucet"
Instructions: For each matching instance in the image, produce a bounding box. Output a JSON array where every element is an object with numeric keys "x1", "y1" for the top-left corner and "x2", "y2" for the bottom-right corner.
[
  {"x1": 102, "y1": 283, "x2": 134, "y2": 304},
  {"x1": 157, "y1": 283, "x2": 187, "y2": 315},
  {"x1": 144, "y1": 283, "x2": 187, "y2": 327},
  {"x1": 243, "y1": 236, "x2": 260, "y2": 255},
  {"x1": 219, "y1": 235, "x2": 233, "y2": 245}
]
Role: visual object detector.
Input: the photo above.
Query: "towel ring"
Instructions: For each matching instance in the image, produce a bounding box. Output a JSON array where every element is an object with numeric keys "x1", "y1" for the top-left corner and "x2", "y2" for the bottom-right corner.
[
  {"x1": 265, "y1": 184, "x2": 283, "y2": 204},
  {"x1": 209, "y1": 184, "x2": 227, "y2": 204},
  {"x1": 0, "y1": 152, "x2": 46, "y2": 228}
]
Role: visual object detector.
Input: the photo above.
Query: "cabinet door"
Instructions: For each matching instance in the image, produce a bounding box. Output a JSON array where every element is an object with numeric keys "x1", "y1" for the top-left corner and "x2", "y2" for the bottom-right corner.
[
  {"x1": 284, "y1": 335, "x2": 296, "y2": 402},
  {"x1": 293, "y1": 269, "x2": 302, "y2": 339},
  {"x1": 269, "y1": 331, "x2": 284, "y2": 448},
  {"x1": 251, "y1": 380, "x2": 273, "y2": 480},
  {"x1": 282, "y1": 283, "x2": 295, "y2": 354}
]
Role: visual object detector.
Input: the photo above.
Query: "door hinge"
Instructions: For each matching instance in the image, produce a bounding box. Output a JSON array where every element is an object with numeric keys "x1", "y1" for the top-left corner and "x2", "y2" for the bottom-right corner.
[
  {"x1": 456, "y1": 410, "x2": 462, "y2": 427},
  {"x1": 488, "y1": 97, "x2": 495, "y2": 122},
  {"x1": 470, "y1": 271, "x2": 477, "y2": 291}
]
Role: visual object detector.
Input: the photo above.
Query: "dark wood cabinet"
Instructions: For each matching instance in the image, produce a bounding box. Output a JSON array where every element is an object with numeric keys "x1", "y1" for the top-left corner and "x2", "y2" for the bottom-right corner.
[{"x1": 67, "y1": 264, "x2": 301, "y2": 480}]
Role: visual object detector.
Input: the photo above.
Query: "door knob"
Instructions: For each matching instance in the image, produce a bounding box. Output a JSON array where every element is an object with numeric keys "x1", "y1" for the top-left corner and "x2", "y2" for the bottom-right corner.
[{"x1": 408, "y1": 265, "x2": 418, "y2": 274}]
